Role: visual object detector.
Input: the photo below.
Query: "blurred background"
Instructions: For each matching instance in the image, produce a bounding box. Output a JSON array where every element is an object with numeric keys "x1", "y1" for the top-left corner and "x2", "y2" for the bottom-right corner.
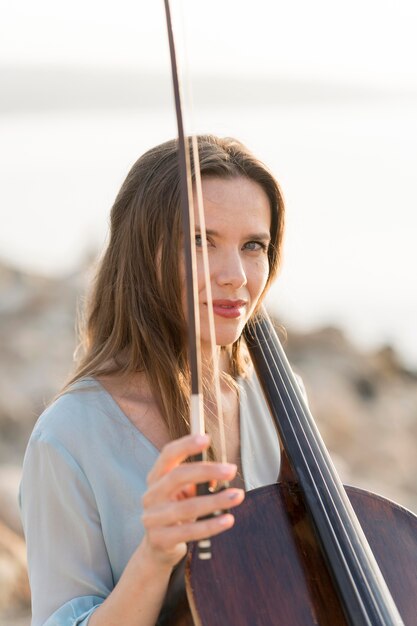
[{"x1": 1, "y1": 0, "x2": 416, "y2": 622}]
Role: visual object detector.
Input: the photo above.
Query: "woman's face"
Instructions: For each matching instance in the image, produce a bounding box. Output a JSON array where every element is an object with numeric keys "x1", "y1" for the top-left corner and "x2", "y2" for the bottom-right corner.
[{"x1": 183, "y1": 175, "x2": 271, "y2": 353}]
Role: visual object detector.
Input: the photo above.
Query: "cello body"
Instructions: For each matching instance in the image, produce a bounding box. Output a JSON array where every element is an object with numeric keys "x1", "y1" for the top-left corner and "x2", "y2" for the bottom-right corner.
[{"x1": 186, "y1": 481, "x2": 417, "y2": 625}]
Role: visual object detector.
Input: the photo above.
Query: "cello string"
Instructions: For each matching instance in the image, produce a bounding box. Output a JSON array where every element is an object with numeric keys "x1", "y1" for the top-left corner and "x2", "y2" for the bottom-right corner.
[
  {"x1": 257, "y1": 319, "x2": 354, "y2": 509},
  {"x1": 253, "y1": 320, "x2": 386, "y2": 621},
  {"x1": 258, "y1": 316, "x2": 403, "y2": 621},
  {"x1": 255, "y1": 321, "x2": 359, "y2": 541},
  {"x1": 255, "y1": 317, "x2": 387, "y2": 568},
  {"x1": 253, "y1": 317, "x2": 399, "y2": 621},
  {"x1": 257, "y1": 318, "x2": 403, "y2": 623}
]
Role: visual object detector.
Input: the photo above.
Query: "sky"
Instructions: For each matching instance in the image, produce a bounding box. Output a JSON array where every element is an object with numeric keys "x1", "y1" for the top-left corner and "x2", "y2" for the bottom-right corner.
[{"x1": 1, "y1": 0, "x2": 417, "y2": 85}]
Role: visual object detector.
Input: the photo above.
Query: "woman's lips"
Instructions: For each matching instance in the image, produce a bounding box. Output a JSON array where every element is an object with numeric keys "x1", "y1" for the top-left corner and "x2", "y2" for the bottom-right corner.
[{"x1": 209, "y1": 299, "x2": 247, "y2": 319}]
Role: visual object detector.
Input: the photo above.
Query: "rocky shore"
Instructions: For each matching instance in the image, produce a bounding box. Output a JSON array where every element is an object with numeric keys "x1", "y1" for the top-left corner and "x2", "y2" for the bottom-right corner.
[{"x1": 1, "y1": 259, "x2": 416, "y2": 622}]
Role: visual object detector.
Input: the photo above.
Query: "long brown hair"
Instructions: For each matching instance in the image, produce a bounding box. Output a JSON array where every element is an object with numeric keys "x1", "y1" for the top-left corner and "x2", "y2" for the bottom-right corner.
[{"x1": 65, "y1": 135, "x2": 285, "y2": 442}]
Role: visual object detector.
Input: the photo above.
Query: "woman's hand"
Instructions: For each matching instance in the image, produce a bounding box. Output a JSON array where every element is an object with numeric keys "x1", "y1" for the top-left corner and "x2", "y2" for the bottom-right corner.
[
  {"x1": 89, "y1": 434, "x2": 243, "y2": 625},
  {"x1": 140, "y1": 433, "x2": 245, "y2": 570}
]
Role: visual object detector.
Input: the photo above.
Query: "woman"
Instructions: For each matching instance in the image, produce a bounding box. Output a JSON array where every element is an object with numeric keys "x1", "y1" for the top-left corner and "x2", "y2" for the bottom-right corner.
[{"x1": 20, "y1": 135, "x2": 285, "y2": 625}]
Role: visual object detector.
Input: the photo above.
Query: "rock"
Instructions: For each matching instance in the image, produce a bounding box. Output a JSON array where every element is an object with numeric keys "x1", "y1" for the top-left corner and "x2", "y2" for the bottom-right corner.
[
  {"x1": 0, "y1": 519, "x2": 30, "y2": 618},
  {"x1": 0, "y1": 465, "x2": 23, "y2": 537},
  {"x1": 0, "y1": 260, "x2": 86, "y2": 463}
]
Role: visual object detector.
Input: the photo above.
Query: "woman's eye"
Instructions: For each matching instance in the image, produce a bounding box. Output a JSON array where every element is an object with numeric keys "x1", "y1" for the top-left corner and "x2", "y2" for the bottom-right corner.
[
  {"x1": 244, "y1": 241, "x2": 268, "y2": 252},
  {"x1": 195, "y1": 233, "x2": 213, "y2": 248}
]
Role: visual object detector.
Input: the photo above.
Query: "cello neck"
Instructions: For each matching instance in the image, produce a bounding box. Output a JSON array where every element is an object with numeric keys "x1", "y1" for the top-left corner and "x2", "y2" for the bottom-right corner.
[{"x1": 244, "y1": 311, "x2": 404, "y2": 626}]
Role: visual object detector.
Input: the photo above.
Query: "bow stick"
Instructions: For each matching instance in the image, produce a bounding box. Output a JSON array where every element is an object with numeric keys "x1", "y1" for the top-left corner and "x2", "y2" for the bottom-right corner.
[
  {"x1": 163, "y1": 0, "x2": 227, "y2": 561},
  {"x1": 164, "y1": 0, "x2": 202, "y2": 436}
]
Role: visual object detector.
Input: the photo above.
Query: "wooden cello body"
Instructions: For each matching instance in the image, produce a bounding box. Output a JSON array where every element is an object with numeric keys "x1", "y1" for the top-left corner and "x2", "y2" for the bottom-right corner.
[{"x1": 186, "y1": 479, "x2": 417, "y2": 625}]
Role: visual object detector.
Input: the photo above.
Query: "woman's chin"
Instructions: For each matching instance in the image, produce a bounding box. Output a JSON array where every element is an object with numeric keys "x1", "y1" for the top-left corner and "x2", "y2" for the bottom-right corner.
[{"x1": 201, "y1": 321, "x2": 246, "y2": 349}]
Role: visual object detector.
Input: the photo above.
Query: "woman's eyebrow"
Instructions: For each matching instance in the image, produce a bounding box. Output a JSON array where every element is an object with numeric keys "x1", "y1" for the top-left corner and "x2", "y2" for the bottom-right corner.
[{"x1": 246, "y1": 232, "x2": 271, "y2": 241}]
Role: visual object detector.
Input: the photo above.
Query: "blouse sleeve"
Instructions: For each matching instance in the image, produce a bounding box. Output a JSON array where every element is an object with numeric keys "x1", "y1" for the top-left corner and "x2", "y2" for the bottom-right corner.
[{"x1": 20, "y1": 430, "x2": 114, "y2": 626}]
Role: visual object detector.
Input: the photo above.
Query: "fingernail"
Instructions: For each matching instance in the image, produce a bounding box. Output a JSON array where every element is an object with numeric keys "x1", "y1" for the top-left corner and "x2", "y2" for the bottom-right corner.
[
  {"x1": 195, "y1": 433, "x2": 209, "y2": 445},
  {"x1": 219, "y1": 463, "x2": 237, "y2": 476},
  {"x1": 228, "y1": 489, "x2": 244, "y2": 501},
  {"x1": 218, "y1": 514, "x2": 234, "y2": 526}
]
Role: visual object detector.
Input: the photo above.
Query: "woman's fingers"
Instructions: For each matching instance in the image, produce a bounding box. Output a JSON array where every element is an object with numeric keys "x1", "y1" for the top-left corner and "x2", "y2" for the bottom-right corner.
[
  {"x1": 142, "y1": 488, "x2": 244, "y2": 528},
  {"x1": 147, "y1": 433, "x2": 211, "y2": 484},
  {"x1": 143, "y1": 460, "x2": 237, "y2": 506},
  {"x1": 145, "y1": 512, "x2": 237, "y2": 552},
  {"x1": 141, "y1": 433, "x2": 245, "y2": 568}
]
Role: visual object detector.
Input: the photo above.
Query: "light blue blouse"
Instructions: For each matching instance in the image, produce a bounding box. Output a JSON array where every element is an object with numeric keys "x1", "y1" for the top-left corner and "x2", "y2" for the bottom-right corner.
[{"x1": 20, "y1": 375, "x2": 280, "y2": 626}]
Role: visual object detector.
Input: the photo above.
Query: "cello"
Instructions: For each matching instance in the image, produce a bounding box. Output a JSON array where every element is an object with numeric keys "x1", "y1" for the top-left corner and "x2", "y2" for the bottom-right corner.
[
  {"x1": 160, "y1": 1, "x2": 417, "y2": 624},
  {"x1": 185, "y1": 312, "x2": 417, "y2": 625}
]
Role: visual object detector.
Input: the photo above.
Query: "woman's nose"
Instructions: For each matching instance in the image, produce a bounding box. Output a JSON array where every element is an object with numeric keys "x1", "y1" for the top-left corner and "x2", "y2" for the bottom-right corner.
[{"x1": 214, "y1": 250, "x2": 247, "y2": 289}]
